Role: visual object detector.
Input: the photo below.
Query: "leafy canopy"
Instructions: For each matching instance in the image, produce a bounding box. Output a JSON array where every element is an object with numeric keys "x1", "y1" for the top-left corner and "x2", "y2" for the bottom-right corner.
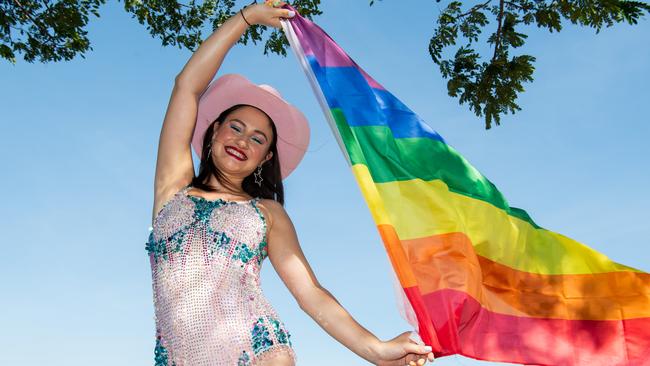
[
  {"x1": 2, "y1": 0, "x2": 648, "y2": 129},
  {"x1": 425, "y1": 0, "x2": 650, "y2": 128}
]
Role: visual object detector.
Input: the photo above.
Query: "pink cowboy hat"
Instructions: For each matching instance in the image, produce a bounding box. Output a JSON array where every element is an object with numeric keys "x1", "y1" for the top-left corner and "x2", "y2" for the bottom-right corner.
[{"x1": 191, "y1": 73, "x2": 310, "y2": 179}]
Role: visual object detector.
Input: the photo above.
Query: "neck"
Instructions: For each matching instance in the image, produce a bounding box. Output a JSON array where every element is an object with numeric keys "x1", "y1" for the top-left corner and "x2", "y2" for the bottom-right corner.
[{"x1": 207, "y1": 174, "x2": 246, "y2": 195}]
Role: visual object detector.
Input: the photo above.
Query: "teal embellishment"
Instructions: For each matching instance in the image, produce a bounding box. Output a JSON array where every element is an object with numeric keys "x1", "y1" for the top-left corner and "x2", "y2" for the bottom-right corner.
[
  {"x1": 268, "y1": 316, "x2": 292, "y2": 346},
  {"x1": 190, "y1": 195, "x2": 222, "y2": 222},
  {"x1": 207, "y1": 228, "x2": 232, "y2": 257},
  {"x1": 251, "y1": 317, "x2": 274, "y2": 355},
  {"x1": 145, "y1": 228, "x2": 189, "y2": 262},
  {"x1": 256, "y1": 240, "x2": 268, "y2": 265},
  {"x1": 233, "y1": 242, "x2": 256, "y2": 265},
  {"x1": 145, "y1": 231, "x2": 158, "y2": 256},
  {"x1": 237, "y1": 349, "x2": 251, "y2": 366},
  {"x1": 154, "y1": 336, "x2": 176, "y2": 366}
]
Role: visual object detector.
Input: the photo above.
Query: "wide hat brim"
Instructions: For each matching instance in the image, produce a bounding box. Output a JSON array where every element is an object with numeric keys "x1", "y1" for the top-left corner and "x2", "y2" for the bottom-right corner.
[{"x1": 192, "y1": 73, "x2": 310, "y2": 180}]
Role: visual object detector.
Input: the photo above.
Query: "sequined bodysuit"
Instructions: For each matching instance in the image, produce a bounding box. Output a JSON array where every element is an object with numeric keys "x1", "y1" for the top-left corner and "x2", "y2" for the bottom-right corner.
[{"x1": 145, "y1": 184, "x2": 296, "y2": 366}]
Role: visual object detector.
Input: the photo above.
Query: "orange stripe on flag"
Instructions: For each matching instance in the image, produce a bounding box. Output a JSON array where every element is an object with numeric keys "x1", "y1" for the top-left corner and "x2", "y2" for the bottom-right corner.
[{"x1": 402, "y1": 231, "x2": 650, "y2": 320}]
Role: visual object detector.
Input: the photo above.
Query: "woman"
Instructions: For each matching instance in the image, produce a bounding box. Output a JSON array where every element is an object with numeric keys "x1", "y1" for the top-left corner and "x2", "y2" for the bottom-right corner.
[{"x1": 146, "y1": 1, "x2": 436, "y2": 365}]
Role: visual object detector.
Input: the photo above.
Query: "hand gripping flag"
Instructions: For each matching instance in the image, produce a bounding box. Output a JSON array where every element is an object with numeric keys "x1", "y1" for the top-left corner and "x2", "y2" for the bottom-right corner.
[{"x1": 280, "y1": 9, "x2": 650, "y2": 366}]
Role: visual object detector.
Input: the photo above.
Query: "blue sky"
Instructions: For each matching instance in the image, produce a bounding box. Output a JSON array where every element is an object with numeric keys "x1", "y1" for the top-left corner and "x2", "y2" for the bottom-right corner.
[{"x1": 1, "y1": 1, "x2": 648, "y2": 365}]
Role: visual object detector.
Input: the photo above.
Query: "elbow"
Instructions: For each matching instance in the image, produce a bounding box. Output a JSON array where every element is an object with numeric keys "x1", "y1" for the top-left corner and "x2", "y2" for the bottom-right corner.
[
  {"x1": 173, "y1": 73, "x2": 185, "y2": 87},
  {"x1": 173, "y1": 73, "x2": 199, "y2": 96},
  {"x1": 174, "y1": 71, "x2": 189, "y2": 86},
  {"x1": 297, "y1": 300, "x2": 307, "y2": 313},
  {"x1": 296, "y1": 285, "x2": 326, "y2": 312},
  {"x1": 296, "y1": 291, "x2": 310, "y2": 312}
]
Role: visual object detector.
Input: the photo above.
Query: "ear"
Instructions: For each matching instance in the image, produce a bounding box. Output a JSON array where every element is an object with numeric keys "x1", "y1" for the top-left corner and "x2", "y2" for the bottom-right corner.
[{"x1": 264, "y1": 151, "x2": 273, "y2": 164}]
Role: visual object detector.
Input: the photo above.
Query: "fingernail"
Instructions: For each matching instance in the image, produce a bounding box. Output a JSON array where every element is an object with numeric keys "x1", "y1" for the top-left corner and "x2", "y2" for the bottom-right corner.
[
  {"x1": 424, "y1": 346, "x2": 432, "y2": 352},
  {"x1": 288, "y1": 10, "x2": 295, "y2": 17}
]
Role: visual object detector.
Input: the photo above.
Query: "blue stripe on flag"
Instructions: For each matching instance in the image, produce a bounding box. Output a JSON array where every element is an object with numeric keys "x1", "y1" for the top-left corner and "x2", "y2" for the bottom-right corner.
[{"x1": 307, "y1": 56, "x2": 444, "y2": 142}]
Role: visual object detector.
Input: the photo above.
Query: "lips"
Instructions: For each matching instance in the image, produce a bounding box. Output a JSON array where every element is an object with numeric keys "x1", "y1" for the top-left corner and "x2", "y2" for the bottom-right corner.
[{"x1": 224, "y1": 146, "x2": 247, "y2": 161}]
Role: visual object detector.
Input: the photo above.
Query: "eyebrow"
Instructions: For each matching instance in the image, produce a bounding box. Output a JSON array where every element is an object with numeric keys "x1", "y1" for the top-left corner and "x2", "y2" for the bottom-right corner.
[{"x1": 229, "y1": 118, "x2": 269, "y2": 141}]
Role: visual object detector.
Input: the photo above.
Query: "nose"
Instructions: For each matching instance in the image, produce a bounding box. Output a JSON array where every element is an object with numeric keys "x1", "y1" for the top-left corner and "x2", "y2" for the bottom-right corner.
[{"x1": 235, "y1": 136, "x2": 248, "y2": 149}]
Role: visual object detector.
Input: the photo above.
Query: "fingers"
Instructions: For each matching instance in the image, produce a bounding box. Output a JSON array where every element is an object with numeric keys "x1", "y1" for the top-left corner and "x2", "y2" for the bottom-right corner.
[
  {"x1": 271, "y1": 9, "x2": 294, "y2": 29},
  {"x1": 275, "y1": 8, "x2": 295, "y2": 19},
  {"x1": 403, "y1": 349, "x2": 435, "y2": 365},
  {"x1": 406, "y1": 342, "x2": 433, "y2": 355},
  {"x1": 268, "y1": 8, "x2": 294, "y2": 28},
  {"x1": 264, "y1": 0, "x2": 294, "y2": 18},
  {"x1": 257, "y1": 7, "x2": 294, "y2": 28},
  {"x1": 405, "y1": 355, "x2": 428, "y2": 366}
]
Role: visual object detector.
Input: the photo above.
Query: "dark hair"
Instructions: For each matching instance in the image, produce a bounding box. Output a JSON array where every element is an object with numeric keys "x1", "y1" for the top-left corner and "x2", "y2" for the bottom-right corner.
[{"x1": 190, "y1": 104, "x2": 285, "y2": 205}]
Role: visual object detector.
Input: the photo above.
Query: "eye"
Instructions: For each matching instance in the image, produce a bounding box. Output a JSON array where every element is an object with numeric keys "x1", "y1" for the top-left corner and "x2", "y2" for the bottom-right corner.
[
  {"x1": 252, "y1": 136, "x2": 264, "y2": 145},
  {"x1": 229, "y1": 124, "x2": 242, "y2": 133}
]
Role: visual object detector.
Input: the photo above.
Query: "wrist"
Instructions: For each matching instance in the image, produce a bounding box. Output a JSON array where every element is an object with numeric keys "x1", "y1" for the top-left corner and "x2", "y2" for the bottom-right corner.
[
  {"x1": 240, "y1": 2, "x2": 264, "y2": 27},
  {"x1": 367, "y1": 337, "x2": 385, "y2": 364},
  {"x1": 239, "y1": 6, "x2": 253, "y2": 27}
]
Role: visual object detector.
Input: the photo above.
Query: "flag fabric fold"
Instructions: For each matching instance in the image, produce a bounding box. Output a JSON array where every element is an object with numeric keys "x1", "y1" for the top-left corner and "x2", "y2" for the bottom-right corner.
[{"x1": 281, "y1": 10, "x2": 650, "y2": 366}]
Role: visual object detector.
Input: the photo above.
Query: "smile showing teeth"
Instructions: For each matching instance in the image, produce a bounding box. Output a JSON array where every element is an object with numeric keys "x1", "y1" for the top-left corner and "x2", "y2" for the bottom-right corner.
[{"x1": 225, "y1": 146, "x2": 247, "y2": 160}]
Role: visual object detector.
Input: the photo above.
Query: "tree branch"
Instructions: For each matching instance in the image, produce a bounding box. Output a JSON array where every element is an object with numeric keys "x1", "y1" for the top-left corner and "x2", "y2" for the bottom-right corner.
[
  {"x1": 492, "y1": 0, "x2": 505, "y2": 61},
  {"x1": 12, "y1": 0, "x2": 58, "y2": 47},
  {"x1": 459, "y1": 0, "x2": 492, "y2": 18}
]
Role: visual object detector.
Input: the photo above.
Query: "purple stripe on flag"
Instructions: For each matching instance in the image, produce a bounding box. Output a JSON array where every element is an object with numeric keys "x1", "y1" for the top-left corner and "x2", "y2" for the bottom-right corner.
[{"x1": 291, "y1": 14, "x2": 385, "y2": 91}]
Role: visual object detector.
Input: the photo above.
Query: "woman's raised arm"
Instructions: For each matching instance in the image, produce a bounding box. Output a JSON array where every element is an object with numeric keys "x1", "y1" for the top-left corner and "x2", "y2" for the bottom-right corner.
[{"x1": 151, "y1": 3, "x2": 294, "y2": 223}]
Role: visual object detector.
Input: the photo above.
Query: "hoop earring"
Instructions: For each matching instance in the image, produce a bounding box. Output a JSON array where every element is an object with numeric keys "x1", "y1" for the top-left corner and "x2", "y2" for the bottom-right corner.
[{"x1": 254, "y1": 165, "x2": 263, "y2": 186}]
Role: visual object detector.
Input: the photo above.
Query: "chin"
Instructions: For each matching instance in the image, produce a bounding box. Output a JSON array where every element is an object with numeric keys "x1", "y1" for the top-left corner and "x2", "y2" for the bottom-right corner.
[{"x1": 214, "y1": 159, "x2": 254, "y2": 176}]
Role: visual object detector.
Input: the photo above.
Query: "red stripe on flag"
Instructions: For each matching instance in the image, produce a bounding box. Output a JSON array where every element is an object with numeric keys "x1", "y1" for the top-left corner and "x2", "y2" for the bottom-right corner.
[{"x1": 421, "y1": 289, "x2": 650, "y2": 365}]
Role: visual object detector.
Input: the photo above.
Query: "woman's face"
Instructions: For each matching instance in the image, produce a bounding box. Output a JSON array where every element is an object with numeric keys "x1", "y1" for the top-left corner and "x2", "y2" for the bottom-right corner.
[{"x1": 210, "y1": 105, "x2": 274, "y2": 179}]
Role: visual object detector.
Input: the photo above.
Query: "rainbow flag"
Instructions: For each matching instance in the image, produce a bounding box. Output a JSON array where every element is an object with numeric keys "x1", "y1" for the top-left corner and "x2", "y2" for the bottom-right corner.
[{"x1": 281, "y1": 10, "x2": 650, "y2": 366}]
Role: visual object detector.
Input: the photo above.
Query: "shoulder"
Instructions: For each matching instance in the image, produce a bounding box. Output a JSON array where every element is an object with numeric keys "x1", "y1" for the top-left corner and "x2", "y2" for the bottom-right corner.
[{"x1": 256, "y1": 198, "x2": 291, "y2": 232}]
